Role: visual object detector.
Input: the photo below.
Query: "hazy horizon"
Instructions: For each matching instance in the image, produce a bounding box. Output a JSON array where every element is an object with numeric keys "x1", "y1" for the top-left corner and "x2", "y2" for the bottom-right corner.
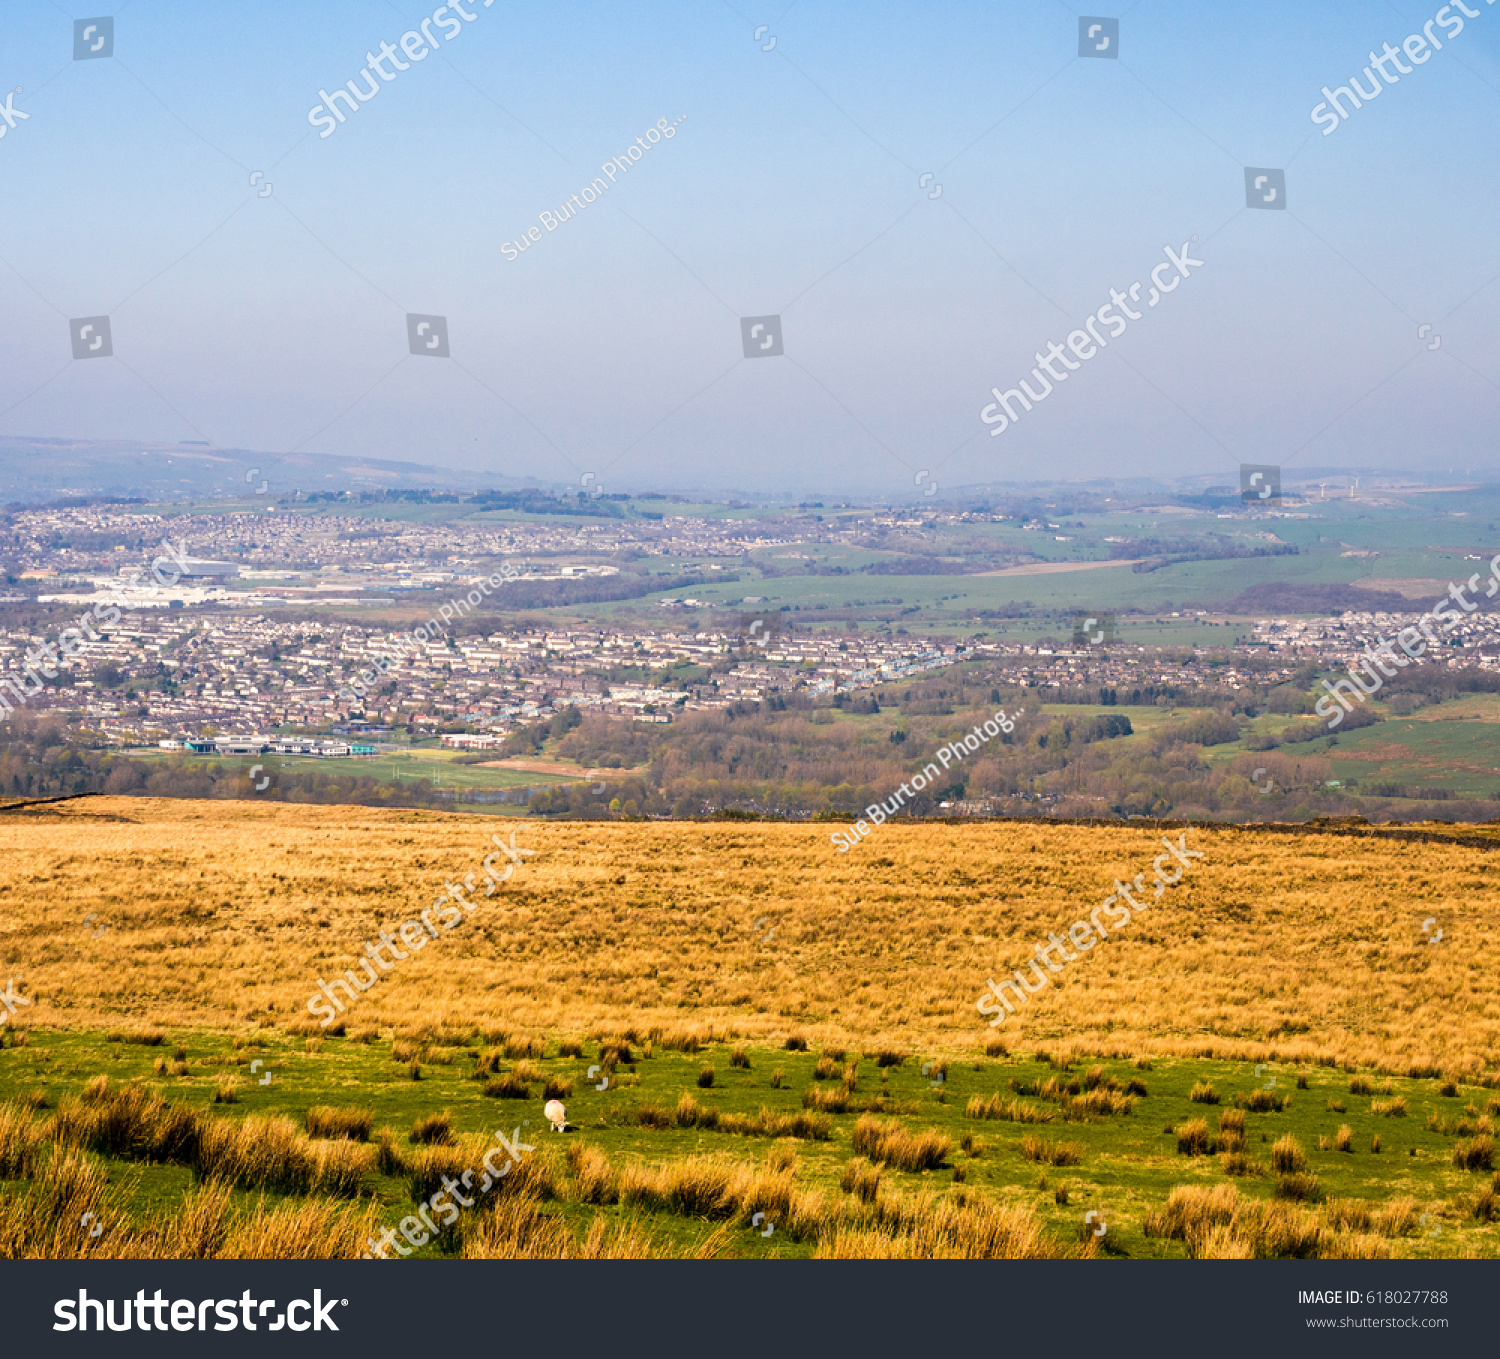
[{"x1": 1, "y1": 1, "x2": 1495, "y2": 500}]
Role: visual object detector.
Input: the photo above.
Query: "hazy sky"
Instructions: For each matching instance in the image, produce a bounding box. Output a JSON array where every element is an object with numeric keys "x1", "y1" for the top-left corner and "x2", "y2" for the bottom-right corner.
[{"x1": 0, "y1": 0, "x2": 1496, "y2": 497}]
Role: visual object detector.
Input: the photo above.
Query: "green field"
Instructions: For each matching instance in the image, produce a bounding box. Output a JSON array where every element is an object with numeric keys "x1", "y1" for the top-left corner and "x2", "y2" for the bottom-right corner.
[
  {"x1": 1329, "y1": 696, "x2": 1500, "y2": 798},
  {"x1": 2, "y1": 1030, "x2": 1493, "y2": 1258},
  {"x1": 127, "y1": 747, "x2": 583, "y2": 795}
]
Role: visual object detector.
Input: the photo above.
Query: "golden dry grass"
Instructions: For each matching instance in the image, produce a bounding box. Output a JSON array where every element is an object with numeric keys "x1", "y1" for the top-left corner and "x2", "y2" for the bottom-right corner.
[
  {"x1": 1141, "y1": 1182, "x2": 1409, "y2": 1259},
  {"x1": 1, "y1": 799, "x2": 1497, "y2": 1075}
]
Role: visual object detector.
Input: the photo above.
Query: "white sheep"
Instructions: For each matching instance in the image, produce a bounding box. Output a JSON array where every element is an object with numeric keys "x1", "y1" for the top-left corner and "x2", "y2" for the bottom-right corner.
[{"x1": 544, "y1": 1099, "x2": 567, "y2": 1132}]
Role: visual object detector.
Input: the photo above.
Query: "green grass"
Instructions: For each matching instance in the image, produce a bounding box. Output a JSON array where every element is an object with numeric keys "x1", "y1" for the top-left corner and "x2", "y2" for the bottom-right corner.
[
  {"x1": 2, "y1": 1030, "x2": 1493, "y2": 1258},
  {"x1": 1328, "y1": 694, "x2": 1500, "y2": 797},
  {"x1": 125, "y1": 749, "x2": 581, "y2": 794}
]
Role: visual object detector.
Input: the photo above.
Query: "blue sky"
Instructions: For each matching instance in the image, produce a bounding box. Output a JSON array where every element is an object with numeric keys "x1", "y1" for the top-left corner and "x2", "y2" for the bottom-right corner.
[{"x1": 0, "y1": 0, "x2": 1496, "y2": 497}]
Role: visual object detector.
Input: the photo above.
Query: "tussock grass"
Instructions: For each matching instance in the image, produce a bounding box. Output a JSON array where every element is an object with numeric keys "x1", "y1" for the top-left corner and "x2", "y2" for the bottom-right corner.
[
  {"x1": 406, "y1": 1144, "x2": 471, "y2": 1203},
  {"x1": 610, "y1": 1151, "x2": 820, "y2": 1246},
  {"x1": 0, "y1": 1103, "x2": 50, "y2": 1179},
  {"x1": 965, "y1": 1093, "x2": 1053, "y2": 1124},
  {"x1": 1189, "y1": 1081, "x2": 1219, "y2": 1105},
  {"x1": 840, "y1": 1156, "x2": 883, "y2": 1204},
  {"x1": 1007, "y1": 1074, "x2": 1134, "y2": 1121},
  {"x1": 803, "y1": 1086, "x2": 917, "y2": 1116},
  {"x1": 471, "y1": 1048, "x2": 505, "y2": 1076},
  {"x1": 54, "y1": 1083, "x2": 200, "y2": 1164},
  {"x1": 634, "y1": 1099, "x2": 830, "y2": 1141},
  {"x1": 802, "y1": 1085, "x2": 850, "y2": 1113},
  {"x1": 1275, "y1": 1172, "x2": 1322, "y2": 1202},
  {"x1": 1018, "y1": 1134, "x2": 1082, "y2": 1167},
  {"x1": 462, "y1": 1184, "x2": 724, "y2": 1259},
  {"x1": 304, "y1": 1106, "x2": 372, "y2": 1141},
  {"x1": 815, "y1": 1191, "x2": 1059, "y2": 1259},
  {"x1": 852, "y1": 1117, "x2": 952, "y2": 1171},
  {"x1": 195, "y1": 1115, "x2": 371, "y2": 1197},
  {"x1": 374, "y1": 1128, "x2": 406, "y2": 1175},
  {"x1": 1272, "y1": 1134, "x2": 1308, "y2": 1174},
  {"x1": 482, "y1": 1075, "x2": 532, "y2": 1100},
  {"x1": 409, "y1": 1111, "x2": 454, "y2": 1146},
  {"x1": 107, "y1": 1029, "x2": 168, "y2": 1047},
  {"x1": 1453, "y1": 1135, "x2": 1494, "y2": 1171},
  {"x1": 675, "y1": 1093, "x2": 717, "y2": 1129},
  {"x1": 1145, "y1": 1184, "x2": 1388, "y2": 1259},
  {"x1": 214, "y1": 1194, "x2": 384, "y2": 1259},
  {"x1": 653, "y1": 1028, "x2": 703, "y2": 1054},
  {"x1": 1234, "y1": 1089, "x2": 1291, "y2": 1113},
  {"x1": 1063, "y1": 1088, "x2": 1136, "y2": 1119},
  {"x1": 1176, "y1": 1119, "x2": 1213, "y2": 1156},
  {"x1": 0, "y1": 1146, "x2": 115, "y2": 1258},
  {"x1": 566, "y1": 1143, "x2": 619, "y2": 1205},
  {"x1": 501, "y1": 1033, "x2": 547, "y2": 1060}
]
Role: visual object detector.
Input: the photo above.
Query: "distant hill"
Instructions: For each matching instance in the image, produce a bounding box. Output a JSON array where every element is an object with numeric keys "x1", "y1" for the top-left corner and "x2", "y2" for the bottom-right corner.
[{"x1": 0, "y1": 437, "x2": 546, "y2": 504}]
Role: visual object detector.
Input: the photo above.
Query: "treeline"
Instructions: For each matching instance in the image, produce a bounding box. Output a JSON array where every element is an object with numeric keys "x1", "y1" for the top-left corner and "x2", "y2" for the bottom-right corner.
[{"x1": 1105, "y1": 534, "x2": 1300, "y2": 574}]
